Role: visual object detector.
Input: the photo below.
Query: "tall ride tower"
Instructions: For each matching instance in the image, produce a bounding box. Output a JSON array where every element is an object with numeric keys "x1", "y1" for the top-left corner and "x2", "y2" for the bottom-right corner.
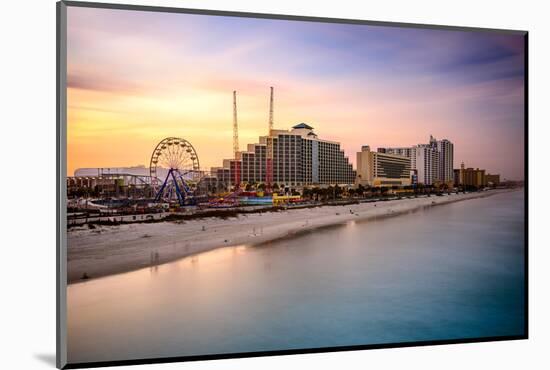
[
  {"x1": 232, "y1": 90, "x2": 241, "y2": 187},
  {"x1": 266, "y1": 86, "x2": 274, "y2": 190},
  {"x1": 233, "y1": 90, "x2": 239, "y2": 159}
]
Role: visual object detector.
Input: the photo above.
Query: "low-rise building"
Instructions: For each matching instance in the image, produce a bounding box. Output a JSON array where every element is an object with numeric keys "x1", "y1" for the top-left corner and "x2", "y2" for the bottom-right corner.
[
  {"x1": 485, "y1": 173, "x2": 501, "y2": 186},
  {"x1": 454, "y1": 162, "x2": 487, "y2": 187}
]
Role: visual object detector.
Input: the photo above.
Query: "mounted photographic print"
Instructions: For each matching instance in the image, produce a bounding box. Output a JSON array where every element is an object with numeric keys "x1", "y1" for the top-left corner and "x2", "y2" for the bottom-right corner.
[{"x1": 56, "y1": 1, "x2": 528, "y2": 368}]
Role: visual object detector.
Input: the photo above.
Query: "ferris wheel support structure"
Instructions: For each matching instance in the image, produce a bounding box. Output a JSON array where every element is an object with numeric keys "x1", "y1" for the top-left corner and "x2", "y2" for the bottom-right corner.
[{"x1": 149, "y1": 137, "x2": 201, "y2": 206}]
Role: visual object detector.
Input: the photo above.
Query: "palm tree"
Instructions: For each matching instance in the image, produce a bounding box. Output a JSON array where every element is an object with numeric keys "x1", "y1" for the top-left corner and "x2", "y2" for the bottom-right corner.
[
  {"x1": 334, "y1": 185, "x2": 343, "y2": 199},
  {"x1": 357, "y1": 184, "x2": 365, "y2": 197}
]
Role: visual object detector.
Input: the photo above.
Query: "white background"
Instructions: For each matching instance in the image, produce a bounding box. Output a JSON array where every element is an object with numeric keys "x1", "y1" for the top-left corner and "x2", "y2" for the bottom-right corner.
[{"x1": 0, "y1": 0, "x2": 548, "y2": 369}]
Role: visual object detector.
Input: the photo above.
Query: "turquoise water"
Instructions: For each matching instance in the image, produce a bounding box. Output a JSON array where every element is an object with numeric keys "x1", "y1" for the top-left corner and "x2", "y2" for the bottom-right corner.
[{"x1": 67, "y1": 190, "x2": 525, "y2": 363}]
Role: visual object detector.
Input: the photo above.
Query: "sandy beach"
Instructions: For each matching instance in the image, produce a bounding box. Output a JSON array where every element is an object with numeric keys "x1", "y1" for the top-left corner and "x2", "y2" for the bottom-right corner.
[{"x1": 67, "y1": 189, "x2": 517, "y2": 283}]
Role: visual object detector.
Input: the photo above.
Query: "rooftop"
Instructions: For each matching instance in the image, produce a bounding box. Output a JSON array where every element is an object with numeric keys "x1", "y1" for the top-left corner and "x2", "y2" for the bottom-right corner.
[{"x1": 292, "y1": 123, "x2": 314, "y2": 130}]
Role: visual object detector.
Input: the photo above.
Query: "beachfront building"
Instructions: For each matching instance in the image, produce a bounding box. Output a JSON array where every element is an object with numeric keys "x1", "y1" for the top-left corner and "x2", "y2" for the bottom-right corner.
[
  {"x1": 356, "y1": 145, "x2": 412, "y2": 187},
  {"x1": 453, "y1": 168, "x2": 461, "y2": 187},
  {"x1": 414, "y1": 143, "x2": 440, "y2": 186},
  {"x1": 69, "y1": 167, "x2": 159, "y2": 198},
  {"x1": 215, "y1": 123, "x2": 356, "y2": 188},
  {"x1": 454, "y1": 162, "x2": 487, "y2": 187},
  {"x1": 437, "y1": 139, "x2": 454, "y2": 183},
  {"x1": 485, "y1": 173, "x2": 501, "y2": 186},
  {"x1": 379, "y1": 135, "x2": 454, "y2": 186},
  {"x1": 377, "y1": 146, "x2": 414, "y2": 158},
  {"x1": 239, "y1": 143, "x2": 267, "y2": 184},
  {"x1": 210, "y1": 166, "x2": 231, "y2": 187},
  {"x1": 264, "y1": 129, "x2": 304, "y2": 186},
  {"x1": 464, "y1": 168, "x2": 486, "y2": 187}
]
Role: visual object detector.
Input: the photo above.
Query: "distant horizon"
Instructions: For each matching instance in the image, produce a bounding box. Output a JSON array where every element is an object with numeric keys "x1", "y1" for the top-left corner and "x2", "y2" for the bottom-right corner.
[
  {"x1": 69, "y1": 127, "x2": 520, "y2": 181},
  {"x1": 67, "y1": 7, "x2": 525, "y2": 180}
]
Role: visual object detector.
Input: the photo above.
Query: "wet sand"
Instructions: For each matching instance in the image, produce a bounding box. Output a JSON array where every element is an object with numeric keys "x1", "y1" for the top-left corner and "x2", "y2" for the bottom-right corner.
[{"x1": 67, "y1": 189, "x2": 516, "y2": 283}]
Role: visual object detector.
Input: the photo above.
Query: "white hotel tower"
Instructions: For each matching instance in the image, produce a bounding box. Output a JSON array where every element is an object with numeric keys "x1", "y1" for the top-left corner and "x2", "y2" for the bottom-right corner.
[{"x1": 379, "y1": 135, "x2": 454, "y2": 186}]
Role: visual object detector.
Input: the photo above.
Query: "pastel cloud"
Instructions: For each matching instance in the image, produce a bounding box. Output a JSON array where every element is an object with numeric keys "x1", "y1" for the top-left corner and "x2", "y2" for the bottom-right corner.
[{"x1": 66, "y1": 6, "x2": 525, "y2": 180}]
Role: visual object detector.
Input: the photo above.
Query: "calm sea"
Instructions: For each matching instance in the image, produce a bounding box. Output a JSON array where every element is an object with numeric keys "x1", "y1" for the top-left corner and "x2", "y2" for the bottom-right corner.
[{"x1": 67, "y1": 190, "x2": 525, "y2": 363}]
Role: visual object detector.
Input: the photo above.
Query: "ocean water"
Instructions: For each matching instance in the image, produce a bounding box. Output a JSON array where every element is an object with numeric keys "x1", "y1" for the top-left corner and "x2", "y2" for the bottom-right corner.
[{"x1": 67, "y1": 190, "x2": 525, "y2": 364}]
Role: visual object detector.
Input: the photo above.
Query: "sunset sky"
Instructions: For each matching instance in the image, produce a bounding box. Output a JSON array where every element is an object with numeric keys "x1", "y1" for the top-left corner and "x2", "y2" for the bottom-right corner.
[{"x1": 67, "y1": 6, "x2": 525, "y2": 180}]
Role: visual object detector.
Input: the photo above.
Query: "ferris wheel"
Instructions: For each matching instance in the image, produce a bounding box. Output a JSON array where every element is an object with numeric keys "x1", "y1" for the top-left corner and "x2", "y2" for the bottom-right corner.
[{"x1": 149, "y1": 137, "x2": 201, "y2": 205}]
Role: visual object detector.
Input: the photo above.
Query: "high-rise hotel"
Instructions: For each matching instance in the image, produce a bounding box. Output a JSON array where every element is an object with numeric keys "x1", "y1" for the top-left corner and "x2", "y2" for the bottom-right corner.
[
  {"x1": 356, "y1": 146, "x2": 412, "y2": 187},
  {"x1": 436, "y1": 138, "x2": 454, "y2": 183},
  {"x1": 379, "y1": 135, "x2": 454, "y2": 186},
  {"x1": 212, "y1": 123, "x2": 356, "y2": 188}
]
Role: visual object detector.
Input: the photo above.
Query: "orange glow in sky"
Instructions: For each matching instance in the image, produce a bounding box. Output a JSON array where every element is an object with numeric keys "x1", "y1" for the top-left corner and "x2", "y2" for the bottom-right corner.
[{"x1": 67, "y1": 7, "x2": 525, "y2": 180}]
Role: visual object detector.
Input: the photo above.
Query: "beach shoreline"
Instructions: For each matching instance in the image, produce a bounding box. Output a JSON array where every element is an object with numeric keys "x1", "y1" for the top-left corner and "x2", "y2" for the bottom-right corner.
[{"x1": 67, "y1": 188, "x2": 520, "y2": 284}]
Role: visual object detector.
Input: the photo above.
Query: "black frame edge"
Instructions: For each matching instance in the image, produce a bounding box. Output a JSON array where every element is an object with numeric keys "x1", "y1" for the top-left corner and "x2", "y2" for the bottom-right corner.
[
  {"x1": 523, "y1": 32, "x2": 529, "y2": 339},
  {"x1": 57, "y1": 1, "x2": 68, "y2": 369}
]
